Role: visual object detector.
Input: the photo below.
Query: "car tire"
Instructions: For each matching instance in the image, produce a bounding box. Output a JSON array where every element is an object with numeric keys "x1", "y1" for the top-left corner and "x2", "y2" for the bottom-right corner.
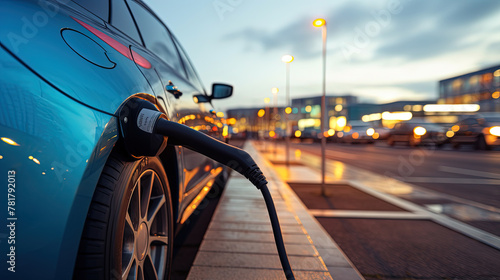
[
  {"x1": 452, "y1": 142, "x2": 461, "y2": 150},
  {"x1": 475, "y1": 135, "x2": 490, "y2": 151},
  {"x1": 74, "y1": 151, "x2": 173, "y2": 280}
]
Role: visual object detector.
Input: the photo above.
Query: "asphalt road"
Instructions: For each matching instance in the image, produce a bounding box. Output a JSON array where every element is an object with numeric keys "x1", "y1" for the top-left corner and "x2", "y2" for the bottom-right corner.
[
  {"x1": 288, "y1": 141, "x2": 500, "y2": 279},
  {"x1": 292, "y1": 141, "x2": 500, "y2": 210}
]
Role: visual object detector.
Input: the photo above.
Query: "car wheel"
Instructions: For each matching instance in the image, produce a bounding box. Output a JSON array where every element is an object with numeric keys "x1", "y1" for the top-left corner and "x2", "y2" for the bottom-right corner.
[
  {"x1": 475, "y1": 135, "x2": 490, "y2": 151},
  {"x1": 452, "y1": 142, "x2": 461, "y2": 150},
  {"x1": 74, "y1": 152, "x2": 173, "y2": 280}
]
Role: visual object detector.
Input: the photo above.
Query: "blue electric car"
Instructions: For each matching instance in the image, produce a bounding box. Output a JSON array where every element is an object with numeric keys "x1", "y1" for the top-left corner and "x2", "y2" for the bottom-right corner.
[{"x1": 0, "y1": 0, "x2": 232, "y2": 279}]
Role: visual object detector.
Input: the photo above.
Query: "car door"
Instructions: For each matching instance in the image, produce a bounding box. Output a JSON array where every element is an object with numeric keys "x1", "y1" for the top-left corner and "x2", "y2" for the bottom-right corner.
[
  {"x1": 463, "y1": 118, "x2": 478, "y2": 136},
  {"x1": 125, "y1": 0, "x2": 219, "y2": 213},
  {"x1": 391, "y1": 123, "x2": 405, "y2": 141}
]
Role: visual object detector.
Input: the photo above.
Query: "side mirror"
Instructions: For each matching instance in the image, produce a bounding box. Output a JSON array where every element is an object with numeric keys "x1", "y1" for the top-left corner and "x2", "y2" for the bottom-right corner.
[
  {"x1": 193, "y1": 94, "x2": 211, "y2": 103},
  {"x1": 211, "y1": 83, "x2": 233, "y2": 99},
  {"x1": 193, "y1": 83, "x2": 233, "y2": 104}
]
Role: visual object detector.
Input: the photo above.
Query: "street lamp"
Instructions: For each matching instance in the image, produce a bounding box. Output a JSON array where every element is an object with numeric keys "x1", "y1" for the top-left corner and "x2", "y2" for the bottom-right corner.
[
  {"x1": 272, "y1": 87, "x2": 279, "y2": 155},
  {"x1": 281, "y1": 54, "x2": 293, "y2": 167},
  {"x1": 281, "y1": 54, "x2": 294, "y2": 63},
  {"x1": 313, "y1": 18, "x2": 327, "y2": 196},
  {"x1": 264, "y1": 97, "x2": 271, "y2": 151},
  {"x1": 313, "y1": 18, "x2": 326, "y2": 28}
]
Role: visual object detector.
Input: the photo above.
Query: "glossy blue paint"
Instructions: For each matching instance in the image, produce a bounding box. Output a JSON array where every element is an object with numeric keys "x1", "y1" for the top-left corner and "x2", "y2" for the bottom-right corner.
[
  {"x1": 0, "y1": 0, "x2": 231, "y2": 278},
  {"x1": 61, "y1": 28, "x2": 117, "y2": 69},
  {"x1": 0, "y1": 45, "x2": 116, "y2": 279},
  {"x1": 0, "y1": 0, "x2": 155, "y2": 114}
]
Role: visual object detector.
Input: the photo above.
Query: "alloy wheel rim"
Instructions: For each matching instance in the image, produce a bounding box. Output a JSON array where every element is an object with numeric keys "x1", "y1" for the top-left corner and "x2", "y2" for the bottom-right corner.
[{"x1": 122, "y1": 169, "x2": 169, "y2": 280}]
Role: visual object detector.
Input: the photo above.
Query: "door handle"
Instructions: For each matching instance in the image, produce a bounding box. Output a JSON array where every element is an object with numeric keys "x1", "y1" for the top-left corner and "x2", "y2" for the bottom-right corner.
[{"x1": 166, "y1": 80, "x2": 183, "y2": 99}]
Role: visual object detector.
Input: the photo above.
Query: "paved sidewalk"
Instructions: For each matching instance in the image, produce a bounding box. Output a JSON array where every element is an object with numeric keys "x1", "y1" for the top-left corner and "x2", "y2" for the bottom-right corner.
[{"x1": 187, "y1": 141, "x2": 363, "y2": 280}]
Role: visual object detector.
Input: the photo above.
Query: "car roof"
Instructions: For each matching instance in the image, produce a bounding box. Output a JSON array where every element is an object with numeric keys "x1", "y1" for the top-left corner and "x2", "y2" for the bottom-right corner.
[
  {"x1": 474, "y1": 112, "x2": 500, "y2": 119},
  {"x1": 349, "y1": 120, "x2": 370, "y2": 126}
]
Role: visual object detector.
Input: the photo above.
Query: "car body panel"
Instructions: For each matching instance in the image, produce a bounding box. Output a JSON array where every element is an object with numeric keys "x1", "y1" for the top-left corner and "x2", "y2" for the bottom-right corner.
[
  {"x1": 0, "y1": 0, "x2": 227, "y2": 278},
  {"x1": 0, "y1": 45, "x2": 117, "y2": 279},
  {"x1": 0, "y1": 0, "x2": 155, "y2": 115},
  {"x1": 341, "y1": 125, "x2": 374, "y2": 144},
  {"x1": 451, "y1": 113, "x2": 500, "y2": 147},
  {"x1": 389, "y1": 121, "x2": 446, "y2": 146}
]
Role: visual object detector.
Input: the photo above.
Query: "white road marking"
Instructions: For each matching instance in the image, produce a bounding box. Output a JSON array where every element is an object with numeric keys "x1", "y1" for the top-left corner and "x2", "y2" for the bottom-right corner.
[
  {"x1": 309, "y1": 210, "x2": 430, "y2": 219},
  {"x1": 402, "y1": 177, "x2": 500, "y2": 185},
  {"x1": 349, "y1": 181, "x2": 500, "y2": 251},
  {"x1": 439, "y1": 166, "x2": 500, "y2": 180}
]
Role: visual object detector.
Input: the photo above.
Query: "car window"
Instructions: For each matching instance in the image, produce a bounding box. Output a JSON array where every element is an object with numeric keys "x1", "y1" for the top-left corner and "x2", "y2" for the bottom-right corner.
[
  {"x1": 72, "y1": 0, "x2": 109, "y2": 21},
  {"x1": 173, "y1": 36, "x2": 204, "y2": 91},
  {"x1": 485, "y1": 117, "x2": 500, "y2": 123},
  {"x1": 127, "y1": 0, "x2": 184, "y2": 73},
  {"x1": 421, "y1": 124, "x2": 443, "y2": 130},
  {"x1": 411, "y1": 123, "x2": 431, "y2": 127},
  {"x1": 109, "y1": 0, "x2": 142, "y2": 43},
  {"x1": 464, "y1": 118, "x2": 477, "y2": 125}
]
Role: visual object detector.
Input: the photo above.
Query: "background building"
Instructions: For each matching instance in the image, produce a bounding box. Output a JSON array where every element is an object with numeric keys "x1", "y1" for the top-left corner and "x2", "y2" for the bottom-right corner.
[
  {"x1": 439, "y1": 64, "x2": 500, "y2": 112},
  {"x1": 291, "y1": 95, "x2": 357, "y2": 131}
]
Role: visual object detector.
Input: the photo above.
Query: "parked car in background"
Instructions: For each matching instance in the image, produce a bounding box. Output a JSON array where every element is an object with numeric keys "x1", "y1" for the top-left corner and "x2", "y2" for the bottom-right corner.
[
  {"x1": 373, "y1": 126, "x2": 391, "y2": 140},
  {"x1": 295, "y1": 127, "x2": 322, "y2": 142},
  {"x1": 339, "y1": 121, "x2": 375, "y2": 144},
  {"x1": 0, "y1": 1, "x2": 232, "y2": 279},
  {"x1": 449, "y1": 113, "x2": 500, "y2": 150},
  {"x1": 388, "y1": 120, "x2": 447, "y2": 147}
]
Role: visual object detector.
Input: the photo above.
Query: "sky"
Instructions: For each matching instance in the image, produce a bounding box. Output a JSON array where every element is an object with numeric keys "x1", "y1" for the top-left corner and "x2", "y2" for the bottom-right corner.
[{"x1": 144, "y1": 0, "x2": 500, "y2": 112}]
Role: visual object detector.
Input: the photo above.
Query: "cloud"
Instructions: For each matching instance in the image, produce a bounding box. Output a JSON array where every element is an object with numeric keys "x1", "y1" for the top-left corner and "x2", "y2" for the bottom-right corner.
[
  {"x1": 393, "y1": 80, "x2": 436, "y2": 95},
  {"x1": 222, "y1": 19, "x2": 318, "y2": 58},
  {"x1": 223, "y1": 0, "x2": 500, "y2": 64},
  {"x1": 350, "y1": 80, "x2": 437, "y2": 99},
  {"x1": 372, "y1": 0, "x2": 500, "y2": 60},
  {"x1": 222, "y1": 3, "x2": 371, "y2": 59}
]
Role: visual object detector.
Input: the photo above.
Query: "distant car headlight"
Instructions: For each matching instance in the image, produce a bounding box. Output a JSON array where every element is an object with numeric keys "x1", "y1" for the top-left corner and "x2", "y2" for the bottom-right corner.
[
  {"x1": 490, "y1": 126, "x2": 500, "y2": 137},
  {"x1": 366, "y1": 128, "x2": 375, "y2": 136},
  {"x1": 446, "y1": 131, "x2": 455, "y2": 138},
  {"x1": 295, "y1": 130, "x2": 302, "y2": 137},
  {"x1": 414, "y1": 126, "x2": 427, "y2": 136}
]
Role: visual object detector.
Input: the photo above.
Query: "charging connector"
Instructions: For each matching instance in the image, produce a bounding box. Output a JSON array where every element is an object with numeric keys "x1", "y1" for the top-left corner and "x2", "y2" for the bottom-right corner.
[{"x1": 118, "y1": 97, "x2": 295, "y2": 279}]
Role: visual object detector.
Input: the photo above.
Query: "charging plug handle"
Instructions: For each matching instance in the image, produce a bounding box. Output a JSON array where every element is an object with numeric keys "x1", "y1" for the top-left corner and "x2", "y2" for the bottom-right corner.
[{"x1": 155, "y1": 118, "x2": 267, "y2": 189}]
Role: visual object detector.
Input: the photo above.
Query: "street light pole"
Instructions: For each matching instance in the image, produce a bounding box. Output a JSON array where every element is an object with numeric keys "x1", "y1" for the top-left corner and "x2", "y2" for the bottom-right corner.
[
  {"x1": 272, "y1": 87, "x2": 279, "y2": 156},
  {"x1": 264, "y1": 97, "x2": 270, "y2": 152},
  {"x1": 314, "y1": 18, "x2": 327, "y2": 196},
  {"x1": 282, "y1": 55, "x2": 294, "y2": 167}
]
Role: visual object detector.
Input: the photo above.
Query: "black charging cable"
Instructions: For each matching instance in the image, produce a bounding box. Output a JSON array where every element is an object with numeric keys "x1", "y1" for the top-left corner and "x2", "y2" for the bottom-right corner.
[{"x1": 118, "y1": 98, "x2": 295, "y2": 279}]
